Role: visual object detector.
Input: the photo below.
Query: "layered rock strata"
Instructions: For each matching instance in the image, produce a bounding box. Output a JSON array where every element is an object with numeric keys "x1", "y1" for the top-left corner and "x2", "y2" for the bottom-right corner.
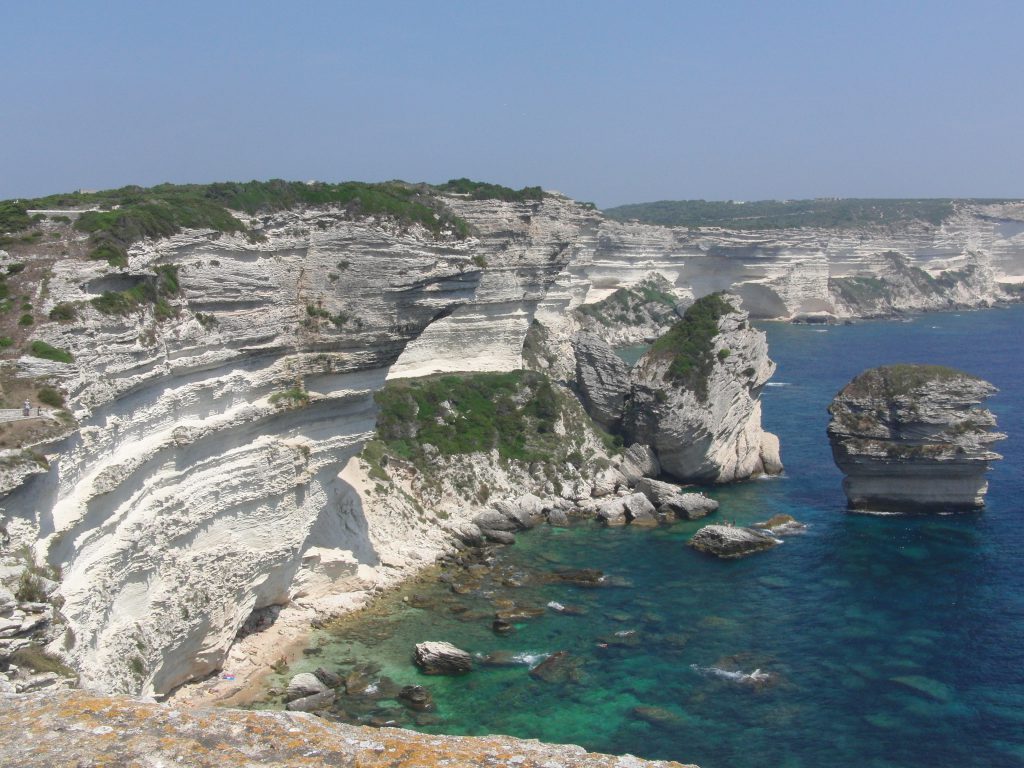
[
  {"x1": 827, "y1": 365, "x2": 1004, "y2": 511},
  {"x1": 1, "y1": 187, "x2": 1022, "y2": 701},
  {"x1": 624, "y1": 294, "x2": 783, "y2": 483}
]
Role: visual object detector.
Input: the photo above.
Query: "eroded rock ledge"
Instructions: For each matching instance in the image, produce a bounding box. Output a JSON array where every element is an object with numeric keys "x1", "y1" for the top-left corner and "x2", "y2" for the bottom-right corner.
[
  {"x1": 827, "y1": 364, "x2": 1004, "y2": 511},
  {"x1": 0, "y1": 690, "x2": 695, "y2": 768}
]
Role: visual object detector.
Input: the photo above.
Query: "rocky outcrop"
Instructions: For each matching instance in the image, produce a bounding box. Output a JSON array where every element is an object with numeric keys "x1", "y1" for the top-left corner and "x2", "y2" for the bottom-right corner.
[
  {"x1": 689, "y1": 525, "x2": 779, "y2": 558},
  {"x1": 573, "y1": 332, "x2": 631, "y2": 430},
  {"x1": 635, "y1": 478, "x2": 719, "y2": 520},
  {"x1": 827, "y1": 364, "x2": 1004, "y2": 511},
  {"x1": 0, "y1": 689, "x2": 695, "y2": 767},
  {"x1": 624, "y1": 294, "x2": 782, "y2": 483}
]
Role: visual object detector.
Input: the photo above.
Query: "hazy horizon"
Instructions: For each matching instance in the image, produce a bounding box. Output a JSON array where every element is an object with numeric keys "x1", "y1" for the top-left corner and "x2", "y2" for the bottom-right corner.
[{"x1": 3, "y1": 1, "x2": 1022, "y2": 207}]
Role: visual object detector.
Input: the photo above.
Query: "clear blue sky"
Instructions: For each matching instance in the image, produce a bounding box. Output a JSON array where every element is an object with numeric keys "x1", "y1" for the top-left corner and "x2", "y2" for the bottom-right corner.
[{"x1": 2, "y1": 0, "x2": 1022, "y2": 206}]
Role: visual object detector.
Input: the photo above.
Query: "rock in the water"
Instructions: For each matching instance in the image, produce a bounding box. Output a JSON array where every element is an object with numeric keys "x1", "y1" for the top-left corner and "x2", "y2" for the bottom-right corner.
[
  {"x1": 689, "y1": 525, "x2": 778, "y2": 559},
  {"x1": 624, "y1": 294, "x2": 783, "y2": 484},
  {"x1": 492, "y1": 619, "x2": 515, "y2": 635},
  {"x1": 594, "y1": 492, "x2": 656, "y2": 525},
  {"x1": 285, "y1": 672, "x2": 328, "y2": 702},
  {"x1": 546, "y1": 508, "x2": 570, "y2": 527},
  {"x1": 827, "y1": 364, "x2": 1004, "y2": 511},
  {"x1": 480, "y1": 528, "x2": 516, "y2": 545},
  {"x1": 313, "y1": 667, "x2": 343, "y2": 688},
  {"x1": 398, "y1": 684, "x2": 436, "y2": 712},
  {"x1": 635, "y1": 478, "x2": 719, "y2": 520},
  {"x1": 413, "y1": 641, "x2": 473, "y2": 675},
  {"x1": 630, "y1": 705, "x2": 686, "y2": 730},
  {"x1": 751, "y1": 514, "x2": 805, "y2": 534},
  {"x1": 285, "y1": 689, "x2": 335, "y2": 712},
  {"x1": 473, "y1": 510, "x2": 517, "y2": 532},
  {"x1": 528, "y1": 651, "x2": 581, "y2": 684},
  {"x1": 573, "y1": 332, "x2": 631, "y2": 430}
]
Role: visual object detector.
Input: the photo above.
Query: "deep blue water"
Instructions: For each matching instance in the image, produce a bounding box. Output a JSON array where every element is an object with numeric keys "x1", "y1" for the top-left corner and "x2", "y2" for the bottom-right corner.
[{"x1": 262, "y1": 306, "x2": 1024, "y2": 768}]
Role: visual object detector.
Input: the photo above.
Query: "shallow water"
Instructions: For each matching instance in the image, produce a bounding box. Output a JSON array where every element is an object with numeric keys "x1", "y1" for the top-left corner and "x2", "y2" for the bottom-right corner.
[{"x1": 258, "y1": 306, "x2": 1024, "y2": 768}]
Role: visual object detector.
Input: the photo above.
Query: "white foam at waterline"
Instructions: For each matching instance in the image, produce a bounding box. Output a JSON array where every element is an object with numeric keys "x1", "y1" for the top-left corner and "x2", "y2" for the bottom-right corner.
[
  {"x1": 364, "y1": 682, "x2": 379, "y2": 695},
  {"x1": 766, "y1": 382, "x2": 791, "y2": 387},
  {"x1": 690, "y1": 664, "x2": 772, "y2": 684},
  {"x1": 547, "y1": 601, "x2": 565, "y2": 611}
]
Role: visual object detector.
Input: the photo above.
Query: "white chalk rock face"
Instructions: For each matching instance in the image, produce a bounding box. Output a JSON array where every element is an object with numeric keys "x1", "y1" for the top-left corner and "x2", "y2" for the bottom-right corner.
[{"x1": 625, "y1": 294, "x2": 782, "y2": 484}]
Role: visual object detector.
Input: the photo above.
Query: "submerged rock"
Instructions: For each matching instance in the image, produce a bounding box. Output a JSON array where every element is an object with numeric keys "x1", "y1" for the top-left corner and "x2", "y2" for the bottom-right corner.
[
  {"x1": 630, "y1": 705, "x2": 686, "y2": 730},
  {"x1": 751, "y1": 514, "x2": 806, "y2": 534},
  {"x1": 413, "y1": 641, "x2": 473, "y2": 675},
  {"x1": 689, "y1": 525, "x2": 778, "y2": 559},
  {"x1": 827, "y1": 364, "x2": 1004, "y2": 511},
  {"x1": 398, "y1": 684, "x2": 436, "y2": 712},
  {"x1": 528, "y1": 651, "x2": 582, "y2": 684}
]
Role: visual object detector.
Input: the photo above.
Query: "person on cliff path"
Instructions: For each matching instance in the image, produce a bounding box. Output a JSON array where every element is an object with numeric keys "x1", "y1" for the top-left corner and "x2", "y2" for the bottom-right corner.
[{"x1": 22, "y1": 400, "x2": 31, "y2": 417}]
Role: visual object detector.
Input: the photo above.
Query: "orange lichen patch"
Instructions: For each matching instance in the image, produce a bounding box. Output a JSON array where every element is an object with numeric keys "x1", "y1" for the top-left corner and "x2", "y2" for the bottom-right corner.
[{"x1": 0, "y1": 690, "x2": 696, "y2": 767}]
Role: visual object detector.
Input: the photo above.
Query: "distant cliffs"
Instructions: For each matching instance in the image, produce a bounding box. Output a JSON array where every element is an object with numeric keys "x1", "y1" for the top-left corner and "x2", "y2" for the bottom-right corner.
[{"x1": 827, "y1": 365, "x2": 1004, "y2": 511}]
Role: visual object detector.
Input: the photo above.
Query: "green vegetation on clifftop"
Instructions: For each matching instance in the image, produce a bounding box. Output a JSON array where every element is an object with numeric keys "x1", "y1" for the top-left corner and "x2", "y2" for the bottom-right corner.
[
  {"x1": 435, "y1": 178, "x2": 545, "y2": 203},
  {"x1": 602, "y1": 198, "x2": 986, "y2": 229},
  {"x1": 649, "y1": 292, "x2": 735, "y2": 401}
]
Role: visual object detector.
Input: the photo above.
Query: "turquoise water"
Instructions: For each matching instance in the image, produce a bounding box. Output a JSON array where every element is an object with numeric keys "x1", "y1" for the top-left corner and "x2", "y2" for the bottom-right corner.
[{"x1": 263, "y1": 306, "x2": 1024, "y2": 768}]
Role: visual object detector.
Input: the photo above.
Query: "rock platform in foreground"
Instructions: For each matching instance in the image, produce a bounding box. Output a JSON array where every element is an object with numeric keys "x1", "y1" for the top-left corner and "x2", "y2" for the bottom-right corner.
[
  {"x1": 827, "y1": 364, "x2": 1004, "y2": 511},
  {"x1": 0, "y1": 690, "x2": 695, "y2": 767}
]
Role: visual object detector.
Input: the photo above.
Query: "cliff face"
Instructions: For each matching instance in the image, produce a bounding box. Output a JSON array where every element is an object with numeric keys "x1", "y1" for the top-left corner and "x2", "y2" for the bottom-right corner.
[
  {"x1": 827, "y1": 365, "x2": 1004, "y2": 511},
  {"x1": 624, "y1": 295, "x2": 782, "y2": 484},
  {"x1": 1, "y1": 187, "x2": 1022, "y2": 698}
]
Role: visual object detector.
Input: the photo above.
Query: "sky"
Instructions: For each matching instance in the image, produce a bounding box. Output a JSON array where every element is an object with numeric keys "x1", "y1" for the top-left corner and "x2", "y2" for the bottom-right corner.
[{"x1": 2, "y1": 0, "x2": 1022, "y2": 207}]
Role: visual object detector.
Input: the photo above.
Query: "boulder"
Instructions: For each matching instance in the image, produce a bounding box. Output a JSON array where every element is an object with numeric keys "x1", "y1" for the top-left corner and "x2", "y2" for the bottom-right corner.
[
  {"x1": 397, "y1": 684, "x2": 436, "y2": 712},
  {"x1": 450, "y1": 522, "x2": 484, "y2": 547},
  {"x1": 617, "y1": 444, "x2": 661, "y2": 484},
  {"x1": 285, "y1": 689, "x2": 335, "y2": 712},
  {"x1": 472, "y1": 510, "x2": 517, "y2": 532},
  {"x1": 572, "y1": 332, "x2": 631, "y2": 430},
  {"x1": 494, "y1": 494, "x2": 545, "y2": 529},
  {"x1": 413, "y1": 641, "x2": 473, "y2": 675},
  {"x1": 621, "y1": 492, "x2": 657, "y2": 523},
  {"x1": 595, "y1": 497, "x2": 628, "y2": 526},
  {"x1": 528, "y1": 651, "x2": 582, "y2": 684},
  {"x1": 0, "y1": 588, "x2": 15, "y2": 615},
  {"x1": 828, "y1": 364, "x2": 1004, "y2": 511},
  {"x1": 285, "y1": 672, "x2": 328, "y2": 702},
  {"x1": 479, "y1": 528, "x2": 516, "y2": 545},
  {"x1": 592, "y1": 467, "x2": 628, "y2": 498},
  {"x1": 313, "y1": 667, "x2": 343, "y2": 688},
  {"x1": 546, "y1": 508, "x2": 570, "y2": 527},
  {"x1": 689, "y1": 525, "x2": 778, "y2": 559}
]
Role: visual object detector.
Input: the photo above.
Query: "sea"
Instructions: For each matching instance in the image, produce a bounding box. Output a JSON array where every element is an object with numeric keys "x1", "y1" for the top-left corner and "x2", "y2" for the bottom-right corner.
[{"x1": 255, "y1": 305, "x2": 1024, "y2": 768}]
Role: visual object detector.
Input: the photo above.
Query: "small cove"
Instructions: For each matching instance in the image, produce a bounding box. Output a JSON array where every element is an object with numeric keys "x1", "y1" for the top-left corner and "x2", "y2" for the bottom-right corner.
[{"x1": 252, "y1": 306, "x2": 1024, "y2": 768}]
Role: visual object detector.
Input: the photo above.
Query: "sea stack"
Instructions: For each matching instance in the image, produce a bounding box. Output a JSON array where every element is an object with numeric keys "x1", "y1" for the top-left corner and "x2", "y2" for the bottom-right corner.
[{"x1": 827, "y1": 364, "x2": 1004, "y2": 511}]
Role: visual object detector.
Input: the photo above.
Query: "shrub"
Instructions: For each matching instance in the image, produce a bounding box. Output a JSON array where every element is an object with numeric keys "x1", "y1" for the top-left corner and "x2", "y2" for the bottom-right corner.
[
  {"x1": 269, "y1": 387, "x2": 309, "y2": 407},
  {"x1": 37, "y1": 387, "x2": 64, "y2": 407},
  {"x1": 0, "y1": 336, "x2": 12, "y2": 347},
  {"x1": 48, "y1": 302, "x2": 77, "y2": 322},
  {"x1": 28, "y1": 340, "x2": 73, "y2": 363},
  {"x1": 18, "y1": 313, "x2": 33, "y2": 326},
  {"x1": 6, "y1": 262, "x2": 25, "y2": 276},
  {"x1": 10, "y1": 646, "x2": 76, "y2": 678},
  {"x1": 649, "y1": 293, "x2": 734, "y2": 401},
  {"x1": 15, "y1": 570, "x2": 48, "y2": 602}
]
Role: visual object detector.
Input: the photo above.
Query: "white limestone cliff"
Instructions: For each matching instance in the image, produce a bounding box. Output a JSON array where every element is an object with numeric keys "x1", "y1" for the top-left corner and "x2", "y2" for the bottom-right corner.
[{"x1": 0, "y1": 190, "x2": 1022, "y2": 699}]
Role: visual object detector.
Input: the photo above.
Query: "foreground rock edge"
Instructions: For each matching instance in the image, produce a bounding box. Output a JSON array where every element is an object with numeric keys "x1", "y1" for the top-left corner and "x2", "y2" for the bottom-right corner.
[{"x1": 0, "y1": 689, "x2": 696, "y2": 768}]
